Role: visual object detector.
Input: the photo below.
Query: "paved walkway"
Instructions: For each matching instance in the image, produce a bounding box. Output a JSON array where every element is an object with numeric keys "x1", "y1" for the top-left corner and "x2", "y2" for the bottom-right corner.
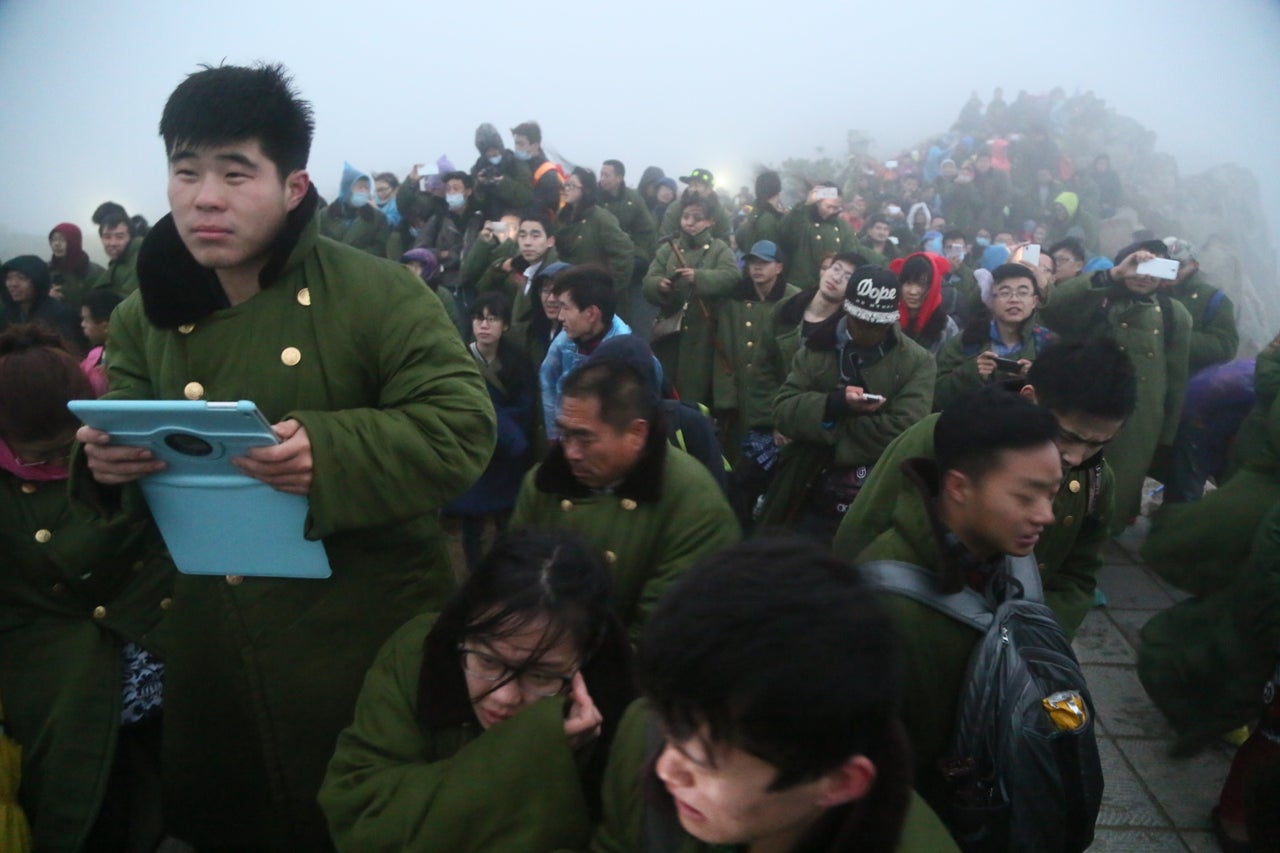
[{"x1": 1080, "y1": 528, "x2": 1236, "y2": 851}]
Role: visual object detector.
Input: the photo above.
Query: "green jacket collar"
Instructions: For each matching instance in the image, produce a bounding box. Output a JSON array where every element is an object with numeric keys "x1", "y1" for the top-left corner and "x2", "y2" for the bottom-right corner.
[{"x1": 136, "y1": 184, "x2": 320, "y2": 329}]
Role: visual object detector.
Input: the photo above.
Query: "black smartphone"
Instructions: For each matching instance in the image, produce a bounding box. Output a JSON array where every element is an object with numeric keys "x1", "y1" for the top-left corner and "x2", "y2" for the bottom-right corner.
[{"x1": 993, "y1": 357, "x2": 1023, "y2": 373}]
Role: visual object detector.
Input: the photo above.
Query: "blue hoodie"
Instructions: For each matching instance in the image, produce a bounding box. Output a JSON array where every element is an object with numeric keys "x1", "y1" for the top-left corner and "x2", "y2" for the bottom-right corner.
[{"x1": 338, "y1": 162, "x2": 372, "y2": 219}]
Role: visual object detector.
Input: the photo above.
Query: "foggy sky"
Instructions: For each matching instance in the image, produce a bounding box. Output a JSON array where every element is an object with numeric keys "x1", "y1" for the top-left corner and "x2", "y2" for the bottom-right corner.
[{"x1": 2, "y1": 0, "x2": 1279, "y2": 266}]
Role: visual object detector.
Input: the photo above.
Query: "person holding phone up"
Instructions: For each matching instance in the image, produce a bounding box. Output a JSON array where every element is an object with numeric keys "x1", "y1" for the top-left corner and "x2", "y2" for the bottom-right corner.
[{"x1": 933, "y1": 262, "x2": 1055, "y2": 411}]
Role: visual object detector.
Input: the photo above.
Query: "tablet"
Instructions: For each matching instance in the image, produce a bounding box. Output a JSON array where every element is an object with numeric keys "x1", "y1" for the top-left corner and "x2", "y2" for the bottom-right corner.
[{"x1": 69, "y1": 399, "x2": 332, "y2": 579}]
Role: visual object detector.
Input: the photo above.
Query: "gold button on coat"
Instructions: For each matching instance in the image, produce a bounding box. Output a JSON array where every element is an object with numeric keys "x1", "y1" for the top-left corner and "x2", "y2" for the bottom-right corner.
[
  {"x1": 178, "y1": 323, "x2": 195, "y2": 334},
  {"x1": 1068, "y1": 480, "x2": 1081, "y2": 494},
  {"x1": 184, "y1": 381, "x2": 204, "y2": 400},
  {"x1": 620, "y1": 498, "x2": 638, "y2": 511},
  {"x1": 51, "y1": 582, "x2": 67, "y2": 594},
  {"x1": 297, "y1": 288, "x2": 312, "y2": 306},
  {"x1": 1063, "y1": 515, "x2": 1075, "y2": 526},
  {"x1": 21, "y1": 482, "x2": 37, "y2": 494},
  {"x1": 604, "y1": 550, "x2": 617, "y2": 565},
  {"x1": 225, "y1": 574, "x2": 244, "y2": 586},
  {"x1": 34, "y1": 529, "x2": 52, "y2": 543},
  {"x1": 92, "y1": 606, "x2": 107, "y2": 619},
  {"x1": 560, "y1": 499, "x2": 573, "y2": 512},
  {"x1": 281, "y1": 347, "x2": 302, "y2": 366},
  {"x1": 160, "y1": 598, "x2": 174, "y2": 610}
]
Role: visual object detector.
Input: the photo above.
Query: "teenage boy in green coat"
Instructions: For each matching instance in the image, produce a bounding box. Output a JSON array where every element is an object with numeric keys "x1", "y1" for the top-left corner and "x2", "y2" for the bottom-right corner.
[{"x1": 74, "y1": 63, "x2": 495, "y2": 852}]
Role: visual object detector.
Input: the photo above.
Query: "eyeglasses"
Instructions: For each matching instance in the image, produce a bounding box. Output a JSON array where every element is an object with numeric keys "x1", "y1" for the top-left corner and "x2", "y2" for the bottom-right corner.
[
  {"x1": 457, "y1": 646, "x2": 576, "y2": 697},
  {"x1": 993, "y1": 287, "x2": 1035, "y2": 301},
  {"x1": 473, "y1": 315, "x2": 502, "y2": 326}
]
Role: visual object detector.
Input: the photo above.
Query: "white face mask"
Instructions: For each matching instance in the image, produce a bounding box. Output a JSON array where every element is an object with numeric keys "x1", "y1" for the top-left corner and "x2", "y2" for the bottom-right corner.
[
  {"x1": 446, "y1": 193, "x2": 465, "y2": 210},
  {"x1": 513, "y1": 149, "x2": 532, "y2": 161},
  {"x1": 487, "y1": 155, "x2": 503, "y2": 165}
]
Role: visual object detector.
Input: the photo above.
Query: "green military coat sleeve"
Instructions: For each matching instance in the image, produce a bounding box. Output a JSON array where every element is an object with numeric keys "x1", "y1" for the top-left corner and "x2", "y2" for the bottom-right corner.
[
  {"x1": 641, "y1": 234, "x2": 741, "y2": 405},
  {"x1": 603, "y1": 187, "x2": 657, "y2": 260},
  {"x1": 1171, "y1": 273, "x2": 1238, "y2": 373},
  {"x1": 320, "y1": 613, "x2": 592, "y2": 853},
  {"x1": 713, "y1": 284, "x2": 800, "y2": 437},
  {"x1": 509, "y1": 447, "x2": 740, "y2": 640},
  {"x1": 556, "y1": 207, "x2": 636, "y2": 299}
]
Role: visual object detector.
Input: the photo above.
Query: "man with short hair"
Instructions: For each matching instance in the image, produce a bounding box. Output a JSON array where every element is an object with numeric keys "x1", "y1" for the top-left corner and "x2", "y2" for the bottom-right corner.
[
  {"x1": 776, "y1": 182, "x2": 857, "y2": 288},
  {"x1": 74, "y1": 63, "x2": 495, "y2": 851},
  {"x1": 511, "y1": 120, "x2": 564, "y2": 217},
  {"x1": 837, "y1": 338, "x2": 1137, "y2": 637},
  {"x1": 598, "y1": 159, "x2": 656, "y2": 261},
  {"x1": 759, "y1": 267, "x2": 936, "y2": 540},
  {"x1": 732, "y1": 170, "x2": 786, "y2": 253},
  {"x1": 590, "y1": 538, "x2": 959, "y2": 852},
  {"x1": 92, "y1": 201, "x2": 143, "y2": 295},
  {"x1": 1049, "y1": 237, "x2": 1087, "y2": 284},
  {"x1": 541, "y1": 264, "x2": 633, "y2": 436},
  {"x1": 856, "y1": 215, "x2": 899, "y2": 265},
  {"x1": 1040, "y1": 240, "x2": 1192, "y2": 531},
  {"x1": 475, "y1": 212, "x2": 560, "y2": 327},
  {"x1": 853, "y1": 386, "x2": 1062, "y2": 808},
  {"x1": 511, "y1": 355, "x2": 738, "y2": 639}
]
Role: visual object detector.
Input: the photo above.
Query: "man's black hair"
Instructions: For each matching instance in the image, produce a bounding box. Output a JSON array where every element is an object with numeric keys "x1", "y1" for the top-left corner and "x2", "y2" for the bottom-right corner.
[
  {"x1": 755, "y1": 170, "x2": 782, "y2": 200},
  {"x1": 511, "y1": 120, "x2": 542, "y2": 145},
  {"x1": 470, "y1": 290, "x2": 513, "y2": 326},
  {"x1": 519, "y1": 211, "x2": 557, "y2": 236},
  {"x1": 942, "y1": 228, "x2": 967, "y2": 244},
  {"x1": 552, "y1": 264, "x2": 616, "y2": 326},
  {"x1": 1115, "y1": 239, "x2": 1169, "y2": 265},
  {"x1": 1048, "y1": 237, "x2": 1086, "y2": 264},
  {"x1": 561, "y1": 356, "x2": 654, "y2": 433},
  {"x1": 373, "y1": 171, "x2": 399, "y2": 189},
  {"x1": 868, "y1": 215, "x2": 891, "y2": 229},
  {"x1": 637, "y1": 537, "x2": 911, "y2": 847},
  {"x1": 82, "y1": 289, "x2": 124, "y2": 322},
  {"x1": 602, "y1": 159, "x2": 625, "y2": 178},
  {"x1": 1027, "y1": 339, "x2": 1137, "y2": 422},
  {"x1": 936, "y1": 386, "x2": 1059, "y2": 482},
  {"x1": 832, "y1": 251, "x2": 865, "y2": 269},
  {"x1": 443, "y1": 170, "x2": 474, "y2": 190},
  {"x1": 991, "y1": 263, "x2": 1037, "y2": 287},
  {"x1": 92, "y1": 201, "x2": 129, "y2": 228},
  {"x1": 159, "y1": 63, "x2": 315, "y2": 177}
]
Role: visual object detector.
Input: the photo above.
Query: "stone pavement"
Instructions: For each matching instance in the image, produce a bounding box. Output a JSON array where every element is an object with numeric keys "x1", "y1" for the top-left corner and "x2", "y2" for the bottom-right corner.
[{"x1": 1079, "y1": 528, "x2": 1236, "y2": 851}]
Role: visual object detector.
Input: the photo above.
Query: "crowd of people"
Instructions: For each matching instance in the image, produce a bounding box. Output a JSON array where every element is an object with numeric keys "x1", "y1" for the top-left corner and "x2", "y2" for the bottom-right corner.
[{"x1": 2, "y1": 66, "x2": 1278, "y2": 853}]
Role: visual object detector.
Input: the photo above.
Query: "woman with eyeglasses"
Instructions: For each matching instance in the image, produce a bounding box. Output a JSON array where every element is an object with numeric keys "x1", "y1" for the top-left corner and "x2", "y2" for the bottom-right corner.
[
  {"x1": 320, "y1": 528, "x2": 634, "y2": 852},
  {"x1": 0, "y1": 324, "x2": 174, "y2": 850},
  {"x1": 933, "y1": 262, "x2": 1055, "y2": 411}
]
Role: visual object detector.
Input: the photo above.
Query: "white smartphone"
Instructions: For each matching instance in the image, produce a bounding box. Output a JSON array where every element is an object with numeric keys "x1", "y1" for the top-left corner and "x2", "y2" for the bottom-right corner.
[
  {"x1": 884, "y1": 159, "x2": 899, "y2": 169},
  {"x1": 1137, "y1": 258, "x2": 1180, "y2": 280},
  {"x1": 860, "y1": 393, "x2": 885, "y2": 403},
  {"x1": 814, "y1": 186, "x2": 838, "y2": 200},
  {"x1": 1022, "y1": 244, "x2": 1041, "y2": 265}
]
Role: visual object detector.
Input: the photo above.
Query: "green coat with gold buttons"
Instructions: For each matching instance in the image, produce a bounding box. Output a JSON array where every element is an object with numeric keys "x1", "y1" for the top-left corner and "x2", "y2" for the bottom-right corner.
[
  {"x1": 1039, "y1": 272, "x2": 1191, "y2": 528},
  {"x1": 777, "y1": 203, "x2": 857, "y2": 289},
  {"x1": 1168, "y1": 271, "x2": 1238, "y2": 374},
  {"x1": 711, "y1": 278, "x2": 800, "y2": 454},
  {"x1": 0, "y1": 472, "x2": 173, "y2": 852},
  {"x1": 509, "y1": 434, "x2": 740, "y2": 642},
  {"x1": 91, "y1": 197, "x2": 496, "y2": 851},
  {"x1": 641, "y1": 229, "x2": 740, "y2": 406},
  {"x1": 600, "y1": 185, "x2": 657, "y2": 260},
  {"x1": 833, "y1": 412, "x2": 1115, "y2": 638}
]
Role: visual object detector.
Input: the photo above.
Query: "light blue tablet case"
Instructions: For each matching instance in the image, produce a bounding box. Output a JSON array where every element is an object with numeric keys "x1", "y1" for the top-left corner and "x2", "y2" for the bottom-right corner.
[{"x1": 69, "y1": 399, "x2": 332, "y2": 579}]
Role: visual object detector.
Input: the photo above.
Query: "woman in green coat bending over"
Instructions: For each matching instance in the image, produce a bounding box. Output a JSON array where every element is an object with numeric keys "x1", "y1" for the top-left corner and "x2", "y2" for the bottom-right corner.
[{"x1": 320, "y1": 528, "x2": 634, "y2": 852}]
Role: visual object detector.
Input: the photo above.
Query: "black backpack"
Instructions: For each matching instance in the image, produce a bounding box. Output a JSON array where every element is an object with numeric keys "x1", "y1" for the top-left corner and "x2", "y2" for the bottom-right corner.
[{"x1": 858, "y1": 557, "x2": 1103, "y2": 853}]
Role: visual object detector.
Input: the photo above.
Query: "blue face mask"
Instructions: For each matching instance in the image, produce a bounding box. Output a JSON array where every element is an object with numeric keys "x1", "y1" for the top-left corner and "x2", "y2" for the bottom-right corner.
[
  {"x1": 446, "y1": 192, "x2": 465, "y2": 209},
  {"x1": 925, "y1": 237, "x2": 943, "y2": 254},
  {"x1": 350, "y1": 191, "x2": 370, "y2": 208},
  {"x1": 513, "y1": 148, "x2": 532, "y2": 162},
  {"x1": 975, "y1": 236, "x2": 991, "y2": 248},
  {"x1": 487, "y1": 155, "x2": 503, "y2": 166}
]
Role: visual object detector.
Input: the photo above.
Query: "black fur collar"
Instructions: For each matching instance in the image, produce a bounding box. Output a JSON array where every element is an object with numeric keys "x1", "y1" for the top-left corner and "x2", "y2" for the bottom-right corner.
[
  {"x1": 533, "y1": 417, "x2": 668, "y2": 502},
  {"x1": 136, "y1": 185, "x2": 320, "y2": 329}
]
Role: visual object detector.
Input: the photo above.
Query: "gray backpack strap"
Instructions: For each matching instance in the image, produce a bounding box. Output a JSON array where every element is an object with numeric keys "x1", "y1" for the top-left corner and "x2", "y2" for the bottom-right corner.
[
  {"x1": 856, "y1": 560, "x2": 994, "y2": 631},
  {"x1": 1007, "y1": 554, "x2": 1044, "y2": 603}
]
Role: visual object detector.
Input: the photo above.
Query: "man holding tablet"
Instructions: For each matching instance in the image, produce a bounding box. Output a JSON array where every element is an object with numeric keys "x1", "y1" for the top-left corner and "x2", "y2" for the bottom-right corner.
[{"x1": 75, "y1": 63, "x2": 495, "y2": 851}]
